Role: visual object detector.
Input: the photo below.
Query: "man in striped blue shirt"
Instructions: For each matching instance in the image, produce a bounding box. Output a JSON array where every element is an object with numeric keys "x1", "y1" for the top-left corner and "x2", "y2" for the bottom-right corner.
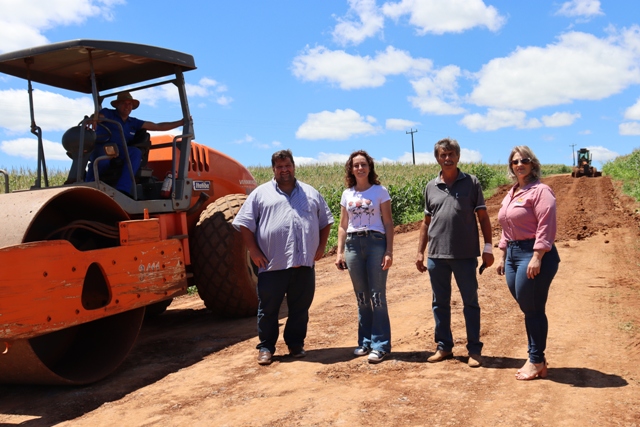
[{"x1": 233, "y1": 150, "x2": 334, "y2": 365}]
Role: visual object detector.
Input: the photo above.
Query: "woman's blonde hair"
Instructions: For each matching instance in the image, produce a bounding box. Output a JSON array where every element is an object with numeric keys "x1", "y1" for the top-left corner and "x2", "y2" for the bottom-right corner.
[{"x1": 507, "y1": 145, "x2": 541, "y2": 183}]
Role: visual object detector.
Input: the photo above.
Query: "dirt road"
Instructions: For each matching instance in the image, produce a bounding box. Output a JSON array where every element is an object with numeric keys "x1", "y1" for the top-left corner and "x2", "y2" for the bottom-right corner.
[{"x1": 1, "y1": 175, "x2": 640, "y2": 426}]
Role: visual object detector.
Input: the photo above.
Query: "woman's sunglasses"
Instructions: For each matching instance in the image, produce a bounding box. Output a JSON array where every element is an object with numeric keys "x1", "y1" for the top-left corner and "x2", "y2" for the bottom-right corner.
[{"x1": 511, "y1": 158, "x2": 532, "y2": 165}]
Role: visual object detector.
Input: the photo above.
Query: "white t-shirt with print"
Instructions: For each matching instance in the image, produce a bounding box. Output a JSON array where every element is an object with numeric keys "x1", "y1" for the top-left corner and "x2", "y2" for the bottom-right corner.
[{"x1": 340, "y1": 184, "x2": 391, "y2": 234}]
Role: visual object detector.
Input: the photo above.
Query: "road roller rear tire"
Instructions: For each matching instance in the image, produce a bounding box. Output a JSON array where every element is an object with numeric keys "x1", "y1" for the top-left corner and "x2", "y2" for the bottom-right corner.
[{"x1": 190, "y1": 194, "x2": 258, "y2": 318}]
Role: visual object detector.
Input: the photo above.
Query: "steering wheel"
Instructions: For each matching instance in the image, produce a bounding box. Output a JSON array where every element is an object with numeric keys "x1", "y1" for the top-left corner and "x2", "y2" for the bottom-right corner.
[{"x1": 95, "y1": 122, "x2": 112, "y2": 144}]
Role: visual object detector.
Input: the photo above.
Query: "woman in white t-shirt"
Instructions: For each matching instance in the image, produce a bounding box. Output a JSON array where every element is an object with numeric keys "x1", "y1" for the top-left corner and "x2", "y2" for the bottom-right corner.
[{"x1": 335, "y1": 150, "x2": 394, "y2": 364}]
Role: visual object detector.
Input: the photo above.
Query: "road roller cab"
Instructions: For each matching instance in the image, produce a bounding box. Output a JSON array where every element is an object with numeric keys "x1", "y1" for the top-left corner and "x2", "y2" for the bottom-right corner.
[{"x1": 0, "y1": 40, "x2": 259, "y2": 385}]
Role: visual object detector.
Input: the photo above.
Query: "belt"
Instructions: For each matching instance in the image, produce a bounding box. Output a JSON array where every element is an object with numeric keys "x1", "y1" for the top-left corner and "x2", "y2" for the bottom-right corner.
[
  {"x1": 507, "y1": 238, "x2": 535, "y2": 247},
  {"x1": 348, "y1": 230, "x2": 383, "y2": 237}
]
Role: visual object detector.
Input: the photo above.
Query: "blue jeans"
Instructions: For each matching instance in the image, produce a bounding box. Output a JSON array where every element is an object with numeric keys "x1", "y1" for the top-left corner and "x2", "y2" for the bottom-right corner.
[
  {"x1": 427, "y1": 257, "x2": 482, "y2": 354},
  {"x1": 505, "y1": 240, "x2": 560, "y2": 364},
  {"x1": 344, "y1": 232, "x2": 391, "y2": 353},
  {"x1": 256, "y1": 267, "x2": 315, "y2": 354},
  {"x1": 86, "y1": 144, "x2": 142, "y2": 194}
]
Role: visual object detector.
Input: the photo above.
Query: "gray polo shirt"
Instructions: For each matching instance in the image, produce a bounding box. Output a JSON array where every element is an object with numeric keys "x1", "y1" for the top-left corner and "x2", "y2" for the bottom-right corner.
[
  {"x1": 232, "y1": 178, "x2": 334, "y2": 273},
  {"x1": 424, "y1": 170, "x2": 486, "y2": 259}
]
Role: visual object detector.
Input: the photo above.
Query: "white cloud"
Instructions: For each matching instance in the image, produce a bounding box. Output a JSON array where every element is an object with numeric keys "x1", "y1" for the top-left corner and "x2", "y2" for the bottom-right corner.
[
  {"x1": 1, "y1": 137, "x2": 68, "y2": 161},
  {"x1": 585, "y1": 145, "x2": 618, "y2": 163},
  {"x1": 293, "y1": 156, "x2": 318, "y2": 166},
  {"x1": 332, "y1": 0, "x2": 384, "y2": 46},
  {"x1": 578, "y1": 129, "x2": 592, "y2": 135},
  {"x1": 0, "y1": 89, "x2": 94, "y2": 132},
  {"x1": 460, "y1": 109, "x2": 542, "y2": 131},
  {"x1": 382, "y1": 0, "x2": 506, "y2": 35},
  {"x1": 294, "y1": 153, "x2": 349, "y2": 165},
  {"x1": 297, "y1": 147, "x2": 483, "y2": 165},
  {"x1": 0, "y1": 0, "x2": 124, "y2": 53},
  {"x1": 460, "y1": 148, "x2": 483, "y2": 163},
  {"x1": 555, "y1": 0, "x2": 603, "y2": 18},
  {"x1": 296, "y1": 109, "x2": 382, "y2": 140},
  {"x1": 232, "y1": 136, "x2": 281, "y2": 150},
  {"x1": 395, "y1": 147, "x2": 482, "y2": 164},
  {"x1": 623, "y1": 98, "x2": 640, "y2": 120},
  {"x1": 317, "y1": 152, "x2": 350, "y2": 164},
  {"x1": 252, "y1": 141, "x2": 283, "y2": 150},
  {"x1": 0, "y1": 81, "x2": 228, "y2": 162},
  {"x1": 215, "y1": 95, "x2": 233, "y2": 106},
  {"x1": 140, "y1": 77, "x2": 232, "y2": 107},
  {"x1": 386, "y1": 118, "x2": 420, "y2": 130},
  {"x1": 185, "y1": 79, "x2": 218, "y2": 98},
  {"x1": 619, "y1": 121, "x2": 640, "y2": 135},
  {"x1": 541, "y1": 112, "x2": 581, "y2": 127},
  {"x1": 233, "y1": 134, "x2": 255, "y2": 144},
  {"x1": 469, "y1": 29, "x2": 640, "y2": 111},
  {"x1": 292, "y1": 45, "x2": 432, "y2": 90},
  {"x1": 379, "y1": 157, "x2": 397, "y2": 163},
  {"x1": 396, "y1": 151, "x2": 435, "y2": 164},
  {"x1": 130, "y1": 86, "x2": 176, "y2": 106},
  {"x1": 409, "y1": 65, "x2": 466, "y2": 115}
]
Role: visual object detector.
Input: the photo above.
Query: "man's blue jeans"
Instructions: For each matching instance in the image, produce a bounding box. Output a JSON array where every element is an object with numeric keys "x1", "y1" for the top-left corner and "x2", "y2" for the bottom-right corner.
[
  {"x1": 505, "y1": 240, "x2": 560, "y2": 364},
  {"x1": 256, "y1": 267, "x2": 315, "y2": 354},
  {"x1": 344, "y1": 232, "x2": 391, "y2": 353},
  {"x1": 427, "y1": 257, "x2": 482, "y2": 355}
]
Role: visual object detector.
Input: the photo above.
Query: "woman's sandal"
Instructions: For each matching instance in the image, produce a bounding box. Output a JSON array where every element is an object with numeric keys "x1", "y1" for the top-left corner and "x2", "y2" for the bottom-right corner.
[{"x1": 515, "y1": 359, "x2": 548, "y2": 381}]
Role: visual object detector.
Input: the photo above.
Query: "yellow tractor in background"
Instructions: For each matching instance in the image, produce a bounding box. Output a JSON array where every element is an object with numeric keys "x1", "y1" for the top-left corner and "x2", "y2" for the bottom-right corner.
[{"x1": 571, "y1": 148, "x2": 602, "y2": 178}]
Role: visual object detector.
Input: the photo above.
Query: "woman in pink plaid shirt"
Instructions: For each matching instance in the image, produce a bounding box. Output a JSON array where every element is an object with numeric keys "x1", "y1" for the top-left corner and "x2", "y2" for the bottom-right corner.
[{"x1": 496, "y1": 146, "x2": 561, "y2": 381}]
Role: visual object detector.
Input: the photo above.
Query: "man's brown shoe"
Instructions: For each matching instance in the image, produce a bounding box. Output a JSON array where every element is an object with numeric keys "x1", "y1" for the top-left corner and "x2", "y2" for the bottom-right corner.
[
  {"x1": 427, "y1": 349, "x2": 453, "y2": 363},
  {"x1": 468, "y1": 354, "x2": 483, "y2": 368},
  {"x1": 257, "y1": 349, "x2": 272, "y2": 365}
]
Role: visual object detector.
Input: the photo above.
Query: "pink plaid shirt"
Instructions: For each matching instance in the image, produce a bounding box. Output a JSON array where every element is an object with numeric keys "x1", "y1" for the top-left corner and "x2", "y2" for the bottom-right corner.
[{"x1": 498, "y1": 180, "x2": 557, "y2": 251}]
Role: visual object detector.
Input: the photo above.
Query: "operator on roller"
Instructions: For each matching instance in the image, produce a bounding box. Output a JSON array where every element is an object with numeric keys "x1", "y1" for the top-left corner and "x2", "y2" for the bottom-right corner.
[{"x1": 85, "y1": 91, "x2": 185, "y2": 196}]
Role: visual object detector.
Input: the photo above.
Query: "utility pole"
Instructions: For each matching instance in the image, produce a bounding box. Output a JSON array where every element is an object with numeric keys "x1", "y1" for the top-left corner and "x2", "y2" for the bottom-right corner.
[
  {"x1": 569, "y1": 143, "x2": 576, "y2": 166},
  {"x1": 406, "y1": 128, "x2": 418, "y2": 165}
]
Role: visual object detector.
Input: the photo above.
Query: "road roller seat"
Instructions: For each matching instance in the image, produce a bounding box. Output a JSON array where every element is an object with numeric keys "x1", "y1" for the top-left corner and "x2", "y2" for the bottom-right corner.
[{"x1": 62, "y1": 126, "x2": 97, "y2": 184}]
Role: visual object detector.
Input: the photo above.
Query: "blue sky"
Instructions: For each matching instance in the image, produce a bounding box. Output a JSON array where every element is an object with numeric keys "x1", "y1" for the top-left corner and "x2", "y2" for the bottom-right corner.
[{"x1": 1, "y1": 0, "x2": 639, "y2": 170}]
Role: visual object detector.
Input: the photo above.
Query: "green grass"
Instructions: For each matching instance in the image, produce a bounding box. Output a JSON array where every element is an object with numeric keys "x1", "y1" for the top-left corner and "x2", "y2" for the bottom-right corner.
[
  {"x1": 0, "y1": 166, "x2": 68, "y2": 191},
  {"x1": 0, "y1": 159, "x2": 619, "y2": 254},
  {"x1": 249, "y1": 162, "x2": 570, "y2": 250},
  {"x1": 602, "y1": 148, "x2": 640, "y2": 202}
]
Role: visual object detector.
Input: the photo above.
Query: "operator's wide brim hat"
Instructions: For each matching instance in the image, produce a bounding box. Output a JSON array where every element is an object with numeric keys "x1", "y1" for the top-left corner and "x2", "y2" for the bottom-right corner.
[{"x1": 111, "y1": 92, "x2": 140, "y2": 109}]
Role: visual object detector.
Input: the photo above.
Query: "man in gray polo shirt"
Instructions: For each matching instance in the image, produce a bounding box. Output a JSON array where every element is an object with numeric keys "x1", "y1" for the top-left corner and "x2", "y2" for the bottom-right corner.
[
  {"x1": 233, "y1": 149, "x2": 334, "y2": 366},
  {"x1": 415, "y1": 138, "x2": 494, "y2": 368}
]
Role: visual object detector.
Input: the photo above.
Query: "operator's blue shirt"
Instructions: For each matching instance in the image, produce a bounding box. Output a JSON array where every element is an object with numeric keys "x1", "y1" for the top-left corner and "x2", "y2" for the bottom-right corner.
[
  {"x1": 86, "y1": 108, "x2": 145, "y2": 193},
  {"x1": 97, "y1": 108, "x2": 145, "y2": 147}
]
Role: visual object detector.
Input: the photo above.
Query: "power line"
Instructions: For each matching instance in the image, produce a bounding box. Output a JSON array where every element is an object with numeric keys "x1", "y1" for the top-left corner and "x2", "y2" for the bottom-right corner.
[
  {"x1": 406, "y1": 128, "x2": 418, "y2": 165},
  {"x1": 569, "y1": 143, "x2": 576, "y2": 166}
]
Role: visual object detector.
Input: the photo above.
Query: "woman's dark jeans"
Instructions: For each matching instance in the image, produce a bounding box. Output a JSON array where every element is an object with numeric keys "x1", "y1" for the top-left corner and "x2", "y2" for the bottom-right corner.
[{"x1": 505, "y1": 240, "x2": 560, "y2": 364}]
